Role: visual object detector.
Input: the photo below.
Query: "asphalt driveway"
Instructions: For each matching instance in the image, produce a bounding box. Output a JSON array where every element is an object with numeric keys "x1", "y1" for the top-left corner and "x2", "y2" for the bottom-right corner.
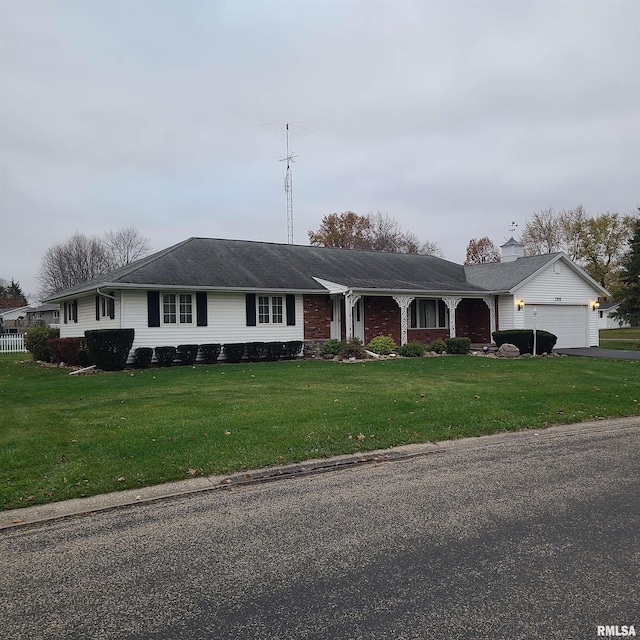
[{"x1": 555, "y1": 347, "x2": 640, "y2": 360}]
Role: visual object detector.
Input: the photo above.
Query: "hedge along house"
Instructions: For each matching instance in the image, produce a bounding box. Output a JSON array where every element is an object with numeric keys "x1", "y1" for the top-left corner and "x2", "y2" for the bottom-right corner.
[{"x1": 45, "y1": 236, "x2": 608, "y2": 355}]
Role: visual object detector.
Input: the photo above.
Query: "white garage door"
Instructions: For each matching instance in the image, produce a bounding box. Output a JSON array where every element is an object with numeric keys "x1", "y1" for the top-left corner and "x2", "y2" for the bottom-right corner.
[{"x1": 524, "y1": 305, "x2": 588, "y2": 348}]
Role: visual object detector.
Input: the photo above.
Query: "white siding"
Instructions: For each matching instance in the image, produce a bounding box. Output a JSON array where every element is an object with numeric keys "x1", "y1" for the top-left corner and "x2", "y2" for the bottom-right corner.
[
  {"x1": 60, "y1": 294, "x2": 120, "y2": 338},
  {"x1": 122, "y1": 290, "x2": 304, "y2": 349},
  {"x1": 498, "y1": 295, "x2": 515, "y2": 330},
  {"x1": 516, "y1": 261, "x2": 599, "y2": 304}
]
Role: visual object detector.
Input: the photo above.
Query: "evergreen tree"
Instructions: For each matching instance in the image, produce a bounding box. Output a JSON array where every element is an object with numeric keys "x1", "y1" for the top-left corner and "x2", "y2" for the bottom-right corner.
[{"x1": 613, "y1": 218, "x2": 640, "y2": 325}]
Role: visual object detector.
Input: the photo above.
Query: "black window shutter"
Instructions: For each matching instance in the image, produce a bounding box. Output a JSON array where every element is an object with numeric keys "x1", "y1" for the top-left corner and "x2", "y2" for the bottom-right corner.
[
  {"x1": 95, "y1": 296, "x2": 100, "y2": 321},
  {"x1": 246, "y1": 293, "x2": 256, "y2": 326},
  {"x1": 147, "y1": 291, "x2": 160, "y2": 327},
  {"x1": 109, "y1": 297, "x2": 115, "y2": 320},
  {"x1": 196, "y1": 292, "x2": 208, "y2": 326},
  {"x1": 286, "y1": 294, "x2": 296, "y2": 326},
  {"x1": 64, "y1": 303, "x2": 68, "y2": 324},
  {"x1": 72, "y1": 300, "x2": 78, "y2": 323}
]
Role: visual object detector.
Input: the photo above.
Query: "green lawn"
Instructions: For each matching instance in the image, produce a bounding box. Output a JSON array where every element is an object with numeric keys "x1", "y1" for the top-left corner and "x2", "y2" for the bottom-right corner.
[
  {"x1": 599, "y1": 327, "x2": 640, "y2": 350},
  {"x1": 2, "y1": 351, "x2": 640, "y2": 510}
]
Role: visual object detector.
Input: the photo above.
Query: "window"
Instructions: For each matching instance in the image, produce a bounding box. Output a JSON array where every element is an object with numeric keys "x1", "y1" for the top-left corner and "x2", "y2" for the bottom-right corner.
[
  {"x1": 179, "y1": 294, "x2": 193, "y2": 324},
  {"x1": 162, "y1": 293, "x2": 192, "y2": 325},
  {"x1": 258, "y1": 295, "x2": 284, "y2": 324},
  {"x1": 410, "y1": 299, "x2": 448, "y2": 329},
  {"x1": 101, "y1": 296, "x2": 115, "y2": 319},
  {"x1": 163, "y1": 294, "x2": 176, "y2": 324}
]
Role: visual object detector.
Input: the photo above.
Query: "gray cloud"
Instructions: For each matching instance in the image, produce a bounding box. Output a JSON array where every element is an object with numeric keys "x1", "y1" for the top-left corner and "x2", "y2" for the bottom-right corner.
[{"x1": 1, "y1": 0, "x2": 639, "y2": 297}]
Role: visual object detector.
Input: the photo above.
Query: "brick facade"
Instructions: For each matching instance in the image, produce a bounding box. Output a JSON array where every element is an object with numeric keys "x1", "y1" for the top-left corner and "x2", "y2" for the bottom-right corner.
[
  {"x1": 455, "y1": 298, "x2": 491, "y2": 343},
  {"x1": 303, "y1": 294, "x2": 492, "y2": 345},
  {"x1": 303, "y1": 295, "x2": 332, "y2": 340},
  {"x1": 363, "y1": 296, "x2": 401, "y2": 344}
]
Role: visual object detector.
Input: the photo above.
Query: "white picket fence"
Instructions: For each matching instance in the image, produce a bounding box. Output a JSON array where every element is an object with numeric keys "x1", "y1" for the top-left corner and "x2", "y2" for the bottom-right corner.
[{"x1": 0, "y1": 334, "x2": 27, "y2": 353}]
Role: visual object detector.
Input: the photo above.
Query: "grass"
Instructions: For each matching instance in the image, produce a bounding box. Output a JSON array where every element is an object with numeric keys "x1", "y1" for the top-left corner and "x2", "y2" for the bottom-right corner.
[
  {"x1": 2, "y1": 351, "x2": 640, "y2": 510},
  {"x1": 599, "y1": 328, "x2": 640, "y2": 350}
]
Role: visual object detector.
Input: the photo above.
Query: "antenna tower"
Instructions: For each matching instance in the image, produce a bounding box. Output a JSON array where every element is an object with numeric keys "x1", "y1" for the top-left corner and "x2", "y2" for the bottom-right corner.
[{"x1": 278, "y1": 123, "x2": 297, "y2": 244}]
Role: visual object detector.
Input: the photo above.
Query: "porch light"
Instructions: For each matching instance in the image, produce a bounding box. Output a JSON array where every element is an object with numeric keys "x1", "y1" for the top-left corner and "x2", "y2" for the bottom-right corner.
[
  {"x1": 516, "y1": 299, "x2": 525, "y2": 311},
  {"x1": 592, "y1": 301, "x2": 600, "y2": 311}
]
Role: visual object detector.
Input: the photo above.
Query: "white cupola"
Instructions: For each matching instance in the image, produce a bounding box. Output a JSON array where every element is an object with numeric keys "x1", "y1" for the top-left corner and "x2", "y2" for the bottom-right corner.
[{"x1": 500, "y1": 237, "x2": 525, "y2": 262}]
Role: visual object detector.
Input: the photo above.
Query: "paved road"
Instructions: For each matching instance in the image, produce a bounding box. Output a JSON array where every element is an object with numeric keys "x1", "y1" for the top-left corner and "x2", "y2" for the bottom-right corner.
[{"x1": 2, "y1": 421, "x2": 639, "y2": 640}]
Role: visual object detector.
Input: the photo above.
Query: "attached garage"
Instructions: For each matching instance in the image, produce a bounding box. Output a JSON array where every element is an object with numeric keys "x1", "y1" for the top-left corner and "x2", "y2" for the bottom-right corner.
[{"x1": 524, "y1": 304, "x2": 589, "y2": 348}]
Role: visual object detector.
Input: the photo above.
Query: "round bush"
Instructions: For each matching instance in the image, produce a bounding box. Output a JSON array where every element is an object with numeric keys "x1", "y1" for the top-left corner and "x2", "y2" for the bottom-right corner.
[
  {"x1": 322, "y1": 339, "x2": 342, "y2": 356},
  {"x1": 339, "y1": 337, "x2": 367, "y2": 359},
  {"x1": 397, "y1": 341, "x2": 425, "y2": 357},
  {"x1": 367, "y1": 335, "x2": 397, "y2": 355},
  {"x1": 133, "y1": 347, "x2": 154, "y2": 369},
  {"x1": 427, "y1": 339, "x2": 447, "y2": 354},
  {"x1": 24, "y1": 324, "x2": 59, "y2": 361}
]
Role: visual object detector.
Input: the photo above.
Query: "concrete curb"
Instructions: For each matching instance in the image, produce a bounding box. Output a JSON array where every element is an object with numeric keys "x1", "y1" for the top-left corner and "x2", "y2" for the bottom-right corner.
[{"x1": 2, "y1": 416, "x2": 639, "y2": 530}]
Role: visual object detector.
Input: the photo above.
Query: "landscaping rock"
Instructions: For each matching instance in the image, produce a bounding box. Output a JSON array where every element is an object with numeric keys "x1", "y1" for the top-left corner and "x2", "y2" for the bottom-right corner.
[{"x1": 497, "y1": 343, "x2": 520, "y2": 358}]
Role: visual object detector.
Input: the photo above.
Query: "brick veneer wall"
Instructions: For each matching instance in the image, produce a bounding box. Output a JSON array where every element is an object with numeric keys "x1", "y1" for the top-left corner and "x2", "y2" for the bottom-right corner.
[
  {"x1": 456, "y1": 299, "x2": 491, "y2": 343},
  {"x1": 303, "y1": 295, "x2": 332, "y2": 340},
  {"x1": 364, "y1": 296, "x2": 401, "y2": 344}
]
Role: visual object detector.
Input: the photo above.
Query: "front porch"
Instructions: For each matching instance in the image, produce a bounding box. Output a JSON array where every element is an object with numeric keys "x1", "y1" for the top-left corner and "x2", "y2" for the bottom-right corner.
[{"x1": 303, "y1": 293, "x2": 497, "y2": 346}]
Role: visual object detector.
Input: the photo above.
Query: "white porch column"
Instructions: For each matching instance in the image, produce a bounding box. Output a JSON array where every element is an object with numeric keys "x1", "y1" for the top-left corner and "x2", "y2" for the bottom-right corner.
[
  {"x1": 442, "y1": 297, "x2": 462, "y2": 338},
  {"x1": 392, "y1": 295, "x2": 415, "y2": 346},
  {"x1": 344, "y1": 291, "x2": 361, "y2": 340},
  {"x1": 482, "y1": 296, "x2": 497, "y2": 338}
]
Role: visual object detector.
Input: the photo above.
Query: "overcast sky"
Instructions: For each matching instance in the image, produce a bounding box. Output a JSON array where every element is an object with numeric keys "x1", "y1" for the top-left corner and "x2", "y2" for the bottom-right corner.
[{"x1": 1, "y1": 0, "x2": 639, "y2": 299}]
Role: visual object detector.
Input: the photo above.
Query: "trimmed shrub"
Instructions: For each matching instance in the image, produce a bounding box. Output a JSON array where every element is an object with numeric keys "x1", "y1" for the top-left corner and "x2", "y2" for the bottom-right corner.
[
  {"x1": 367, "y1": 335, "x2": 396, "y2": 355},
  {"x1": 397, "y1": 341, "x2": 425, "y2": 357},
  {"x1": 200, "y1": 343, "x2": 221, "y2": 364},
  {"x1": 492, "y1": 329, "x2": 557, "y2": 355},
  {"x1": 446, "y1": 337, "x2": 471, "y2": 354},
  {"x1": 535, "y1": 330, "x2": 557, "y2": 355},
  {"x1": 176, "y1": 344, "x2": 199, "y2": 365},
  {"x1": 78, "y1": 349, "x2": 91, "y2": 368},
  {"x1": 322, "y1": 339, "x2": 342, "y2": 356},
  {"x1": 48, "y1": 337, "x2": 85, "y2": 365},
  {"x1": 155, "y1": 346, "x2": 176, "y2": 367},
  {"x1": 339, "y1": 337, "x2": 367, "y2": 359},
  {"x1": 246, "y1": 342, "x2": 269, "y2": 362},
  {"x1": 427, "y1": 338, "x2": 447, "y2": 354},
  {"x1": 132, "y1": 347, "x2": 154, "y2": 369},
  {"x1": 282, "y1": 341, "x2": 303, "y2": 360},
  {"x1": 24, "y1": 324, "x2": 59, "y2": 362},
  {"x1": 493, "y1": 330, "x2": 533, "y2": 355},
  {"x1": 263, "y1": 342, "x2": 284, "y2": 361},
  {"x1": 85, "y1": 329, "x2": 135, "y2": 371},
  {"x1": 223, "y1": 343, "x2": 246, "y2": 363}
]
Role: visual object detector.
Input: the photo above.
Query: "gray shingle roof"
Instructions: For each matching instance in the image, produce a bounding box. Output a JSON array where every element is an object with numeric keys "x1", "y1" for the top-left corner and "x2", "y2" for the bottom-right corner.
[
  {"x1": 47, "y1": 237, "x2": 492, "y2": 299},
  {"x1": 464, "y1": 253, "x2": 559, "y2": 291},
  {"x1": 46, "y1": 238, "x2": 600, "y2": 301}
]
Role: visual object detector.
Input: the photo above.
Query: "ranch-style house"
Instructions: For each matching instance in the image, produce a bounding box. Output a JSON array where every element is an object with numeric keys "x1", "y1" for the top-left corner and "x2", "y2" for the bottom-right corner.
[{"x1": 45, "y1": 236, "x2": 608, "y2": 354}]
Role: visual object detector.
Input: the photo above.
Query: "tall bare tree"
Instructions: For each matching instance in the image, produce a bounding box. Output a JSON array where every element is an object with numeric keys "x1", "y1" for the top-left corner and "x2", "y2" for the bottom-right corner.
[
  {"x1": 520, "y1": 207, "x2": 564, "y2": 255},
  {"x1": 103, "y1": 227, "x2": 151, "y2": 271},
  {"x1": 38, "y1": 227, "x2": 151, "y2": 297},
  {"x1": 519, "y1": 206, "x2": 635, "y2": 292}
]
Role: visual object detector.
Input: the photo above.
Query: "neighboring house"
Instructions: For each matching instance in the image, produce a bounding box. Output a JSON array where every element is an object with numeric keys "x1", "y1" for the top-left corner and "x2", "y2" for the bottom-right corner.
[
  {"x1": 0, "y1": 304, "x2": 60, "y2": 333},
  {"x1": 597, "y1": 303, "x2": 630, "y2": 330},
  {"x1": 44, "y1": 236, "x2": 608, "y2": 353}
]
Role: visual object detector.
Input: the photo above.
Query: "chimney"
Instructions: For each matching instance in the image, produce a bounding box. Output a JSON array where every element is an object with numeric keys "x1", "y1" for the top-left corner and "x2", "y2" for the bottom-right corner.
[{"x1": 500, "y1": 237, "x2": 524, "y2": 263}]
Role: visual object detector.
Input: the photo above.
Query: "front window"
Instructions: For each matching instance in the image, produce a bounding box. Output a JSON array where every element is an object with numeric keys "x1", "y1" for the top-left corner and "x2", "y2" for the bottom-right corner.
[
  {"x1": 258, "y1": 295, "x2": 284, "y2": 324},
  {"x1": 410, "y1": 299, "x2": 448, "y2": 329},
  {"x1": 162, "y1": 293, "x2": 193, "y2": 325}
]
